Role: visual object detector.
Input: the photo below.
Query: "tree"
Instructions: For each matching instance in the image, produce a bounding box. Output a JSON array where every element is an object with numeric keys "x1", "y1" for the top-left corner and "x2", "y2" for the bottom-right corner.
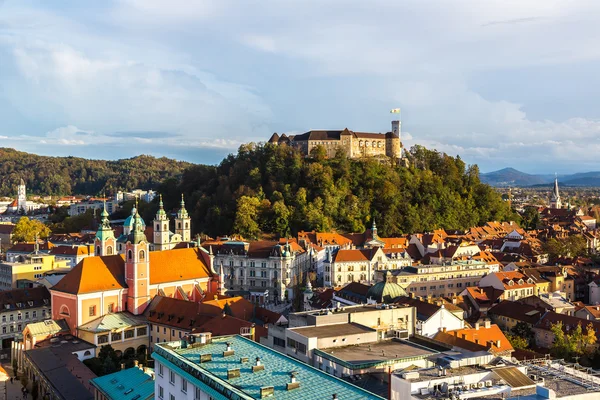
[
  {"x1": 521, "y1": 206, "x2": 540, "y2": 230},
  {"x1": 550, "y1": 321, "x2": 569, "y2": 359},
  {"x1": 233, "y1": 196, "x2": 261, "y2": 239},
  {"x1": 12, "y1": 217, "x2": 50, "y2": 242},
  {"x1": 550, "y1": 321, "x2": 597, "y2": 361},
  {"x1": 506, "y1": 333, "x2": 529, "y2": 350},
  {"x1": 511, "y1": 322, "x2": 534, "y2": 346}
]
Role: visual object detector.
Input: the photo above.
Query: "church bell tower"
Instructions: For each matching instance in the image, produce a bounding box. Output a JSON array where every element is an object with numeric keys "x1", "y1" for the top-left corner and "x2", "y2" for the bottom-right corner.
[
  {"x1": 175, "y1": 194, "x2": 191, "y2": 242},
  {"x1": 125, "y1": 208, "x2": 151, "y2": 315},
  {"x1": 153, "y1": 195, "x2": 170, "y2": 251}
]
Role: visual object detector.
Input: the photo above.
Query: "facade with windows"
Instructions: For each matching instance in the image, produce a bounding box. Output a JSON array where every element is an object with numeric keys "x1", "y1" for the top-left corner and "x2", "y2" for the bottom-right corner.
[
  {"x1": 77, "y1": 312, "x2": 148, "y2": 356},
  {"x1": 209, "y1": 240, "x2": 310, "y2": 303},
  {"x1": 0, "y1": 253, "x2": 69, "y2": 289},
  {"x1": 0, "y1": 286, "x2": 51, "y2": 349}
]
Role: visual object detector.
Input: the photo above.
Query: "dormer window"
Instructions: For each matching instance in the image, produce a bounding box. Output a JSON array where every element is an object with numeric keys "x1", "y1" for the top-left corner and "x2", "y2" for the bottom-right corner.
[{"x1": 518, "y1": 279, "x2": 524, "y2": 285}]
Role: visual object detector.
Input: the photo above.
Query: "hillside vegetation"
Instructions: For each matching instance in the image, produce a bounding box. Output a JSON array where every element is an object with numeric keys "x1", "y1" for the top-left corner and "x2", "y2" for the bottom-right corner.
[
  {"x1": 0, "y1": 148, "x2": 192, "y2": 196},
  {"x1": 159, "y1": 143, "x2": 517, "y2": 238}
]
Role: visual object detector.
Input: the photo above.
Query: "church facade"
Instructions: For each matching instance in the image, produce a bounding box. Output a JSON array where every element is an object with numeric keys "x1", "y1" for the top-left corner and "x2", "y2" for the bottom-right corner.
[
  {"x1": 6, "y1": 179, "x2": 46, "y2": 214},
  {"x1": 268, "y1": 120, "x2": 403, "y2": 160},
  {"x1": 50, "y1": 203, "x2": 219, "y2": 334}
]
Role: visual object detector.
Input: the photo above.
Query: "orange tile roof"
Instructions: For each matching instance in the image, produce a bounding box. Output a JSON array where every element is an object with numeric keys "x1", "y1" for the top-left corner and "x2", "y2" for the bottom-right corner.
[
  {"x1": 192, "y1": 314, "x2": 268, "y2": 340},
  {"x1": 380, "y1": 237, "x2": 408, "y2": 248},
  {"x1": 198, "y1": 296, "x2": 255, "y2": 320},
  {"x1": 444, "y1": 324, "x2": 513, "y2": 354},
  {"x1": 333, "y1": 249, "x2": 373, "y2": 262},
  {"x1": 51, "y1": 254, "x2": 127, "y2": 294},
  {"x1": 52, "y1": 248, "x2": 213, "y2": 294}
]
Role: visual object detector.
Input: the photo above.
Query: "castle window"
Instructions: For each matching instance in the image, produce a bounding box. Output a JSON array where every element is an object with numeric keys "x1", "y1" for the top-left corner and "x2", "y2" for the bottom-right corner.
[
  {"x1": 365, "y1": 141, "x2": 369, "y2": 147},
  {"x1": 378, "y1": 141, "x2": 382, "y2": 147},
  {"x1": 372, "y1": 141, "x2": 376, "y2": 147},
  {"x1": 139, "y1": 250, "x2": 146, "y2": 261},
  {"x1": 106, "y1": 246, "x2": 113, "y2": 255},
  {"x1": 128, "y1": 250, "x2": 133, "y2": 261},
  {"x1": 59, "y1": 305, "x2": 70, "y2": 317},
  {"x1": 359, "y1": 140, "x2": 363, "y2": 146}
]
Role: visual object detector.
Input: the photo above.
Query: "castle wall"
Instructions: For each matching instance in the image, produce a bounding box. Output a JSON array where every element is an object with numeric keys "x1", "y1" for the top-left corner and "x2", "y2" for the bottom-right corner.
[{"x1": 351, "y1": 138, "x2": 388, "y2": 158}]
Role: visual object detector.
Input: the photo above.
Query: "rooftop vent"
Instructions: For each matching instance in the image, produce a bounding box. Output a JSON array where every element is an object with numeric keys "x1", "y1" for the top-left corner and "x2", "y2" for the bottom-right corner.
[
  {"x1": 253, "y1": 357, "x2": 265, "y2": 373},
  {"x1": 260, "y1": 386, "x2": 275, "y2": 398},
  {"x1": 227, "y1": 368, "x2": 241, "y2": 379},
  {"x1": 286, "y1": 371, "x2": 300, "y2": 391},
  {"x1": 223, "y1": 342, "x2": 234, "y2": 357}
]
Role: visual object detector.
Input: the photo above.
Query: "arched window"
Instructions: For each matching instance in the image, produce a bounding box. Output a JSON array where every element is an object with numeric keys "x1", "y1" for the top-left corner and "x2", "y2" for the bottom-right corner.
[
  {"x1": 378, "y1": 141, "x2": 382, "y2": 148},
  {"x1": 359, "y1": 140, "x2": 363, "y2": 147},
  {"x1": 365, "y1": 141, "x2": 369, "y2": 147},
  {"x1": 84, "y1": 350, "x2": 91, "y2": 356},
  {"x1": 59, "y1": 305, "x2": 70, "y2": 317},
  {"x1": 185, "y1": 222, "x2": 189, "y2": 229},
  {"x1": 163, "y1": 224, "x2": 167, "y2": 230},
  {"x1": 95, "y1": 246, "x2": 100, "y2": 256},
  {"x1": 337, "y1": 275, "x2": 342, "y2": 282},
  {"x1": 348, "y1": 274, "x2": 354, "y2": 282},
  {"x1": 106, "y1": 246, "x2": 113, "y2": 256},
  {"x1": 178, "y1": 222, "x2": 182, "y2": 229},
  {"x1": 372, "y1": 141, "x2": 376, "y2": 147},
  {"x1": 139, "y1": 250, "x2": 145, "y2": 261},
  {"x1": 127, "y1": 250, "x2": 133, "y2": 261},
  {"x1": 156, "y1": 224, "x2": 159, "y2": 231}
]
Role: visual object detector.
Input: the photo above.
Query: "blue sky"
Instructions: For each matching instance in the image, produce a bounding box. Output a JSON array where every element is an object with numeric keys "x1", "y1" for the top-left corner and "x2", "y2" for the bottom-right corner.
[{"x1": 1, "y1": 0, "x2": 600, "y2": 173}]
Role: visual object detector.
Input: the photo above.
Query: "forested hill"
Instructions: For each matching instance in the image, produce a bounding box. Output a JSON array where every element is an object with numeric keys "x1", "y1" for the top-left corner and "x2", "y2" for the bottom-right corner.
[
  {"x1": 0, "y1": 148, "x2": 192, "y2": 196},
  {"x1": 158, "y1": 143, "x2": 517, "y2": 238}
]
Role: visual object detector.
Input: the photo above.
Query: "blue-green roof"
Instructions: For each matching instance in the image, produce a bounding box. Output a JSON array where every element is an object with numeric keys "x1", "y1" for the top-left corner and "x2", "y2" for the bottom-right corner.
[
  {"x1": 153, "y1": 335, "x2": 385, "y2": 400},
  {"x1": 90, "y1": 367, "x2": 154, "y2": 400}
]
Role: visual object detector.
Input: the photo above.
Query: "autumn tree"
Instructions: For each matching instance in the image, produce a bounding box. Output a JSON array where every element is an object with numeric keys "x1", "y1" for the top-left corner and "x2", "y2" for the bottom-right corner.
[
  {"x1": 233, "y1": 196, "x2": 261, "y2": 239},
  {"x1": 12, "y1": 217, "x2": 51, "y2": 242}
]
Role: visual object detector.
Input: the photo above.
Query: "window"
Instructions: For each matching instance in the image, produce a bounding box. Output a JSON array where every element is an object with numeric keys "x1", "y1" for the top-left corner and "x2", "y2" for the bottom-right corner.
[
  {"x1": 169, "y1": 370, "x2": 175, "y2": 384},
  {"x1": 170, "y1": 395, "x2": 175, "y2": 400},
  {"x1": 158, "y1": 386, "x2": 164, "y2": 399},
  {"x1": 112, "y1": 332, "x2": 122, "y2": 341},
  {"x1": 261, "y1": 281, "x2": 267, "y2": 287},
  {"x1": 158, "y1": 363, "x2": 164, "y2": 376},
  {"x1": 139, "y1": 250, "x2": 146, "y2": 261},
  {"x1": 250, "y1": 280, "x2": 255, "y2": 286},
  {"x1": 181, "y1": 378, "x2": 187, "y2": 393},
  {"x1": 250, "y1": 270, "x2": 256, "y2": 277},
  {"x1": 108, "y1": 303, "x2": 114, "y2": 313},
  {"x1": 106, "y1": 246, "x2": 113, "y2": 255},
  {"x1": 164, "y1": 327, "x2": 167, "y2": 334},
  {"x1": 89, "y1": 306, "x2": 96, "y2": 317},
  {"x1": 273, "y1": 337, "x2": 285, "y2": 347},
  {"x1": 125, "y1": 330, "x2": 134, "y2": 339},
  {"x1": 9, "y1": 326, "x2": 14, "y2": 333},
  {"x1": 1, "y1": 327, "x2": 5, "y2": 334},
  {"x1": 1, "y1": 316, "x2": 5, "y2": 323},
  {"x1": 9, "y1": 315, "x2": 13, "y2": 322},
  {"x1": 98, "y1": 335, "x2": 109, "y2": 344},
  {"x1": 172, "y1": 329, "x2": 175, "y2": 336},
  {"x1": 261, "y1": 262, "x2": 266, "y2": 268},
  {"x1": 17, "y1": 324, "x2": 21, "y2": 331},
  {"x1": 17, "y1": 313, "x2": 22, "y2": 321},
  {"x1": 260, "y1": 271, "x2": 267, "y2": 278},
  {"x1": 32, "y1": 311, "x2": 37, "y2": 318},
  {"x1": 157, "y1": 325, "x2": 159, "y2": 333},
  {"x1": 128, "y1": 250, "x2": 133, "y2": 261},
  {"x1": 195, "y1": 387, "x2": 203, "y2": 400},
  {"x1": 137, "y1": 327, "x2": 147, "y2": 336}
]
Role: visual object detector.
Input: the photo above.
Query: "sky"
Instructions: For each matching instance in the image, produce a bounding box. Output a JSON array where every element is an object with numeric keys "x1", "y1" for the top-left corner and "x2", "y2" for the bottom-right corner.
[{"x1": 1, "y1": 1, "x2": 600, "y2": 174}]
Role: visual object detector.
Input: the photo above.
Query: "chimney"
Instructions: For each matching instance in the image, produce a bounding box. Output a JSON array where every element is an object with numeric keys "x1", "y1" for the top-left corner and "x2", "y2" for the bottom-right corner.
[
  {"x1": 484, "y1": 319, "x2": 491, "y2": 329},
  {"x1": 462, "y1": 334, "x2": 467, "y2": 339},
  {"x1": 475, "y1": 322, "x2": 480, "y2": 330},
  {"x1": 496, "y1": 340, "x2": 501, "y2": 348},
  {"x1": 134, "y1": 360, "x2": 139, "y2": 367},
  {"x1": 442, "y1": 327, "x2": 447, "y2": 333},
  {"x1": 333, "y1": 395, "x2": 338, "y2": 400},
  {"x1": 287, "y1": 371, "x2": 300, "y2": 391},
  {"x1": 475, "y1": 339, "x2": 480, "y2": 345},
  {"x1": 120, "y1": 363, "x2": 125, "y2": 370}
]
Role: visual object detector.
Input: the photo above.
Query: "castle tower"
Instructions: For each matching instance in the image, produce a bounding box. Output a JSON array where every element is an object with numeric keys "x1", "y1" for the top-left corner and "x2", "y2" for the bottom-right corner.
[
  {"x1": 175, "y1": 194, "x2": 191, "y2": 242},
  {"x1": 125, "y1": 210, "x2": 151, "y2": 315},
  {"x1": 17, "y1": 179, "x2": 27, "y2": 213},
  {"x1": 94, "y1": 202, "x2": 116, "y2": 256},
  {"x1": 386, "y1": 120, "x2": 402, "y2": 159},
  {"x1": 550, "y1": 176, "x2": 562, "y2": 209},
  {"x1": 153, "y1": 195, "x2": 170, "y2": 251}
]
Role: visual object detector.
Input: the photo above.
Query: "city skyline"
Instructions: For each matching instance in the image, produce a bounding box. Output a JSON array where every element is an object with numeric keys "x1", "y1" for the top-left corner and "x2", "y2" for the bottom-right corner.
[{"x1": 1, "y1": 1, "x2": 600, "y2": 173}]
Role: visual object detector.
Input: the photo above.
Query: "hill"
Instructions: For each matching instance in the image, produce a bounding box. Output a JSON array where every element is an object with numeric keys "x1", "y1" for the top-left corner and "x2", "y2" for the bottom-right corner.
[
  {"x1": 0, "y1": 148, "x2": 193, "y2": 197},
  {"x1": 480, "y1": 168, "x2": 549, "y2": 186},
  {"x1": 158, "y1": 143, "x2": 517, "y2": 238}
]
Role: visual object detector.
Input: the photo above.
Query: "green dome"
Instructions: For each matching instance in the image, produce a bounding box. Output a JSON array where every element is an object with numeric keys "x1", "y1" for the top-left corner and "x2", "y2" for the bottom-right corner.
[{"x1": 367, "y1": 277, "x2": 407, "y2": 304}]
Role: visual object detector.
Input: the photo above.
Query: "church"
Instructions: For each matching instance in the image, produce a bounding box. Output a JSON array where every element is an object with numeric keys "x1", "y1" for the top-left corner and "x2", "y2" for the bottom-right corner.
[
  {"x1": 50, "y1": 200, "x2": 220, "y2": 334},
  {"x1": 6, "y1": 179, "x2": 46, "y2": 214}
]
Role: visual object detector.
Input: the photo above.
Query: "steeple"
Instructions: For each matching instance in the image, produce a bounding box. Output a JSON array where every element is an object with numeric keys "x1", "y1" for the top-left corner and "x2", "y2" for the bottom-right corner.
[
  {"x1": 129, "y1": 208, "x2": 146, "y2": 244},
  {"x1": 175, "y1": 193, "x2": 191, "y2": 242},
  {"x1": 372, "y1": 219, "x2": 378, "y2": 239},
  {"x1": 178, "y1": 194, "x2": 188, "y2": 219},
  {"x1": 155, "y1": 194, "x2": 167, "y2": 221},
  {"x1": 551, "y1": 175, "x2": 562, "y2": 209},
  {"x1": 95, "y1": 200, "x2": 116, "y2": 256}
]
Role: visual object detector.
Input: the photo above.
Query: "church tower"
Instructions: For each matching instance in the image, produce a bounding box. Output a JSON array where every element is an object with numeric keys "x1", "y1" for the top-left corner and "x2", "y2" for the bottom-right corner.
[
  {"x1": 17, "y1": 179, "x2": 27, "y2": 213},
  {"x1": 175, "y1": 194, "x2": 191, "y2": 242},
  {"x1": 125, "y1": 209, "x2": 151, "y2": 315},
  {"x1": 153, "y1": 195, "x2": 170, "y2": 251},
  {"x1": 550, "y1": 176, "x2": 562, "y2": 209},
  {"x1": 94, "y1": 203, "x2": 116, "y2": 256}
]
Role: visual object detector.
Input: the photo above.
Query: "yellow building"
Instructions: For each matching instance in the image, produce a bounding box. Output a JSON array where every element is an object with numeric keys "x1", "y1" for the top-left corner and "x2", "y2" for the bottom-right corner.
[{"x1": 0, "y1": 253, "x2": 69, "y2": 289}]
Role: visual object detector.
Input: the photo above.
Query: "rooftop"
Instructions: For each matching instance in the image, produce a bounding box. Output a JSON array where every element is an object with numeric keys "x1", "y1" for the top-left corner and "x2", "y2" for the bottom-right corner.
[
  {"x1": 317, "y1": 339, "x2": 437, "y2": 368},
  {"x1": 78, "y1": 312, "x2": 147, "y2": 333},
  {"x1": 289, "y1": 322, "x2": 376, "y2": 338},
  {"x1": 90, "y1": 367, "x2": 154, "y2": 400},
  {"x1": 153, "y1": 335, "x2": 385, "y2": 400}
]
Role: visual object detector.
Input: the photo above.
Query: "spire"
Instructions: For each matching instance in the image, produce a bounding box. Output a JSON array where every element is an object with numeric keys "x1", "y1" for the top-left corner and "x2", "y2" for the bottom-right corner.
[
  {"x1": 155, "y1": 194, "x2": 167, "y2": 220},
  {"x1": 372, "y1": 218, "x2": 378, "y2": 239},
  {"x1": 177, "y1": 193, "x2": 189, "y2": 219},
  {"x1": 130, "y1": 208, "x2": 146, "y2": 244},
  {"x1": 96, "y1": 198, "x2": 115, "y2": 241}
]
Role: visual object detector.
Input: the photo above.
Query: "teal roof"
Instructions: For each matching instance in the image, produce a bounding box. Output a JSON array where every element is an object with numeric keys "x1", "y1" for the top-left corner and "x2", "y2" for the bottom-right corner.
[
  {"x1": 153, "y1": 335, "x2": 384, "y2": 400},
  {"x1": 367, "y1": 277, "x2": 407, "y2": 304},
  {"x1": 78, "y1": 312, "x2": 147, "y2": 333},
  {"x1": 90, "y1": 367, "x2": 154, "y2": 400},
  {"x1": 124, "y1": 208, "x2": 146, "y2": 228}
]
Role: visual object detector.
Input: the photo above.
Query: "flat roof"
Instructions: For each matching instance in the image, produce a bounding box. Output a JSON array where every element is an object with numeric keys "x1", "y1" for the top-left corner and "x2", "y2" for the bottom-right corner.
[
  {"x1": 319, "y1": 339, "x2": 436, "y2": 365},
  {"x1": 91, "y1": 367, "x2": 154, "y2": 400},
  {"x1": 154, "y1": 335, "x2": 384, "y2": 400},
  {"x1": 289, "y1": 323, "x2": 376, "y2": 338}
]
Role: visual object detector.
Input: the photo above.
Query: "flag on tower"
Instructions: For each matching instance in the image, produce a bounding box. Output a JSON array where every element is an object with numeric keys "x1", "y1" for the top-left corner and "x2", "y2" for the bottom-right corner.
[{"x1": 390, "y1": 108, "x2": 401, "y2": 113}]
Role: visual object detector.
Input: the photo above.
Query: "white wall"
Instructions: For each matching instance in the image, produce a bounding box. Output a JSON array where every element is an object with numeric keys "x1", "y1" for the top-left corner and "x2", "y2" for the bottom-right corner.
[
  {"x1": 420, "y1": 308, "x2": 464, "y2": 338},
  {"x1": 155, "y1": 361, "x2": 212, "y2": 400}
]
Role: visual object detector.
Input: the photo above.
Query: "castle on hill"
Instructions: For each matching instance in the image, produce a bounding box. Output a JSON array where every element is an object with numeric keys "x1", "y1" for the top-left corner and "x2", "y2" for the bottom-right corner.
[{"x1": 268, "y1": 120, "x2": 403, "y2": 160}]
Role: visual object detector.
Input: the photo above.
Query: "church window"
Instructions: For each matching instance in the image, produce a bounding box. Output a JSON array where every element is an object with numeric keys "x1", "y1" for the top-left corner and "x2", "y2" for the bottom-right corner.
[
  {"x1": 128, "y1": 250, "x2": 133, "y2": 261},
  {"x1": 59, "y1": 305, "x2": 70, "y2": 317},
  {"x1": 96, "y1": 246, "x2": 100, "y2": 256},
  {"x1": 108, "y1": 303, "x2": 114, "y2": 313},
  {"x1": 156, "y1": 224, "x2": 159, "y2": 231},
  {"x1": 139, "y1": 250, "x2": 146, "y2": 261},
  {"x1": 178, "y1": 222, "x2": 182, "y2": 229},
  {"x1": 106, "y1": 246, "x2": 113, "y2": 255},
  {"x1": 185, "y1": 222, "x2": 189, "y2": 229},
  {"x1": 163, "y1": 224, "x2": 167, "y2": 230}
]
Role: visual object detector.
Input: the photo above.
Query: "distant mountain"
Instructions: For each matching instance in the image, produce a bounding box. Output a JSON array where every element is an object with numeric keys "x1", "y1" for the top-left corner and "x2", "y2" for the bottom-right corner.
[
  {"x1": 480, "y1": 168, "x2": 549, "y2": 187},
  {"x1": 481, "y1": 168, "x2": 600, "y2": 187}
]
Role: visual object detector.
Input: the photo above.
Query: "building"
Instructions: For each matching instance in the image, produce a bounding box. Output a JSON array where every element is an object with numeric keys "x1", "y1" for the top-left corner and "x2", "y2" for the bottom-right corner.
[
  {"x1": 152, "y1": 333, "x2": 385, "y2": 400},
  {"x1": 152, "y1": 195, "x2": 191, "y2": 251},
  {"x1": 208, "y1": 238, "x2": 310, "y2": 304},
  {"x1": 90, "y1": 366, "x2": 155, "y2": 400},
  {"x1": 394, "y1": 296, "x2": 465, "y2": 337},
  {"x1": 488, "y1": 300, "x2": 545, "y2": 332},
  {"x1": 22, "y1": 335, "x2": 96, "y2": 400},
  {"x1": 50, "y1": 206, "x2": 218, "y2": 334},
  {"x1": 550, "y1": 177, "x2": 562, "y2": 209},
  {"x1": 0, "y1": 223, "x2": 15, "y2": 252},
  {"x1": 69, "y1": 198, "x2": 118, "y2": 217},
  {"x1": 77, "y1": 312, "x2": 148, "y2": 356},
  {"x1": 5, "y1": 179, "x2": 47, "y2": 214},
  {"x1": 533, "y1": 311, "x2": 600, "y2": 350},
  {"x1": 0, "y1": 250, "x2": 70, "y2": 289},
  {"x1": 268, "y1": 120, "x2": 402, "y2": 160},
  {"x1": 0, "y1": 287, "x2": 51, "y2": 349},
  {"x1": 115, "y1": 189, "x2": 157, "y2": 204},
  {"x1": 48, "y1": 244, "x2": 94, "y2": 268},
  {"x1": 433, "y1": 320, "x2": 514, "y2": 357},
  {"x1": 477, "y1": 271, "x2": 536, "y2": 302},
  {"x1": 385, "y1": 259, "x2": 498, "y2": 298}
]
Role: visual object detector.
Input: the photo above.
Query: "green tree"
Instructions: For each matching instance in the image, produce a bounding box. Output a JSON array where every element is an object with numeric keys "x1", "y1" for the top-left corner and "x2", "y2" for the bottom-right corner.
[
  {"x1": 233, "y1": 196, "x2": 261, "y2": 239},
  {"x1": 506, "y1": 333, "x2": 529, "y2": 350},
  {"x1": 521, "y1": 206, "x2": 540, "y2": 230},
  {"x1": 511, "y1": 322, "x2": 534, "y2": 346},
  {"x1": 12, "y1": 217, "x2": 51, "y2": 242}
]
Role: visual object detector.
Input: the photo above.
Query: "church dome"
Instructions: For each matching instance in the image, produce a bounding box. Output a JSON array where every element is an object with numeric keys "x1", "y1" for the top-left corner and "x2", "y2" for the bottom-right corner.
[
  {"x1": 366, "y1": 274, "x2": 407, "y2": 304},
  {"x1": 124, "y1": 207, "x2": 146, "y2": 229}
]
